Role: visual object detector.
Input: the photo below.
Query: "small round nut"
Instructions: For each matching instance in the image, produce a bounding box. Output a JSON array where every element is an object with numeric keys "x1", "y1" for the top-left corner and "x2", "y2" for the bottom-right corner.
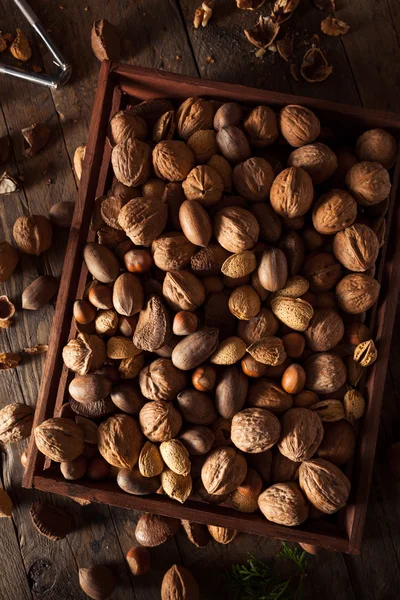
[
  {"x1": 176, "y1": 97, "x2": 214, "y2": 140},
  {"x1": 333, "y1": 224, "x2": 379, "y2": 272},
  {"x1": 173, "y1": 311, "x2": 198, "y2": 336},
  {"x1": 288, "y1": 143, "x2": 338, "y2": 184},
  {"x1": 13, "y1": 215, "x2": 52, "y2": 255},
  {"x1": 231, "y1": 407, "x2": 281, "y2": 453},
  {"x1": 346, "y1": 161, "x2": 391, "y2": 206},
  {"x1": 312, "y1": 190, "x2": 357, "y2": 234},
  {"x1": 279, "y1": 105, "x2": 321, "y2": 148},
  {"x1": 356, "y1": 128, "x2": 397, "y2": 169},
  {"x1": 258, "y1": 482, "x2": 309, "y2": 526},
  {"x1": 281, "y1": 364, "x2": 306, "y2": 394},
  {"x1": 126, "y1": 546, "x2": 151, "y2": 576},
  {"x1": 277, "y1": 407, "x2": 323, "y2": 462},
  {"x1": 270, "y1": 166, "x2": 314, "y2": 218},
  {"x1": 191, "y1": 365, "x2": 217, "y2": 392}
]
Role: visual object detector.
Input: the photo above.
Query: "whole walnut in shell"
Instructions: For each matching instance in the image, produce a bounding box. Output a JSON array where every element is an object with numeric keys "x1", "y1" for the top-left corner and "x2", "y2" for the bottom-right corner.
[
  {"x1": 345, "y1": 161, "x2": 391, "y2": 205},
  {"x1": 34, "y1": 417, "x2": 84, "y2": 462},
  {"x1": 139, "y1": 358, "x2": 186, "y2": 401},
  {"x1": 182, "y1": 165, "x2": 224, "y2": 207},
  {"x1": 336, "y1": 273, "x2": 380, "y2": 314},
  {"x1": 108, "y1": 110, "x2": 147, "y2": 146},
  {"x1": 153, "y1": 140, "x2": 195, "y2": 181},
  {"x1": 243, "y1": 105, "x2": 279, "y2": 148},
  {"x1": 288, "y1": 143, "x2": 338, "y2": 184},
  {"x1": 111, "y1": 138, "x2": 151, "y2": 187},
  {"x1": 299, "y1": 458, "x2": 351, "y2": 513},
  {"x1": 118, "y1": 196, "x2": 168, "y2": 247},
  {"x1": 214, "y1": 206, "x2": 259, "y2": 253},
  {"x1": 231, "y1": 407, "x2": 281, "y2": 453},
  {"x1": 98, "y1": 414, "x2": 143, "y2": 468},
  {"x1": 62, "y1": 333, "x2": 106, "y2": 375},
  {"x1": 13, "y1": 215, "x2": 52, "y2": 255},
  {"x1": 312, "y1": 189, "x2": 357, "y2": 234},
  {"x1": 0, "y1": 403, "x2": 33, "y2": 446},
  {"x1": 356, "y1": 128, "x2": 397, "y2": 169},
  {"x1": 163, "y1": 270, "x2": 205, "y2": 312},
  {"x1": 270, "y1": 166, "x2": 314, "y2": 218},
  {"x1": 303, "y1": 252, "x2": 342, "y2": 292},
  {"x1": 247, "y1": 379, "x2": 293, "y2": 413},
  {"x1": 232, "y1": 157, "x2": 274, "y2": 202},
  {"x1": 277, "y1": 407, "x2": 323, "y2": 462},
  {"x1": 258, "y1": 482, "x2": 309, "y2": 526},
  {"x1": 152, "y1": 232, "x2": 196, "y2": 271},
  {"x1": 176, "y1": 97, "x2": 214, "y2": 140},
  {"x1": 304, "y1": 352, "x2": 347, "y2": 394},
  {"x1": 139, "y1": 400, "x2": 182, "y2": 442},
  {"x1": 237, "y1": 308, "x2": 279, "y2": 345},
  {"x1": 279, "y1": 105, "x2": 321, "y2": 148},
  {"x1": 305, "y1": 309, "x2": 344, "y2": 352},
  {"x1": 201, "y1": 446, "x2": 247, "y2": 494},
  {"x1": 333, "y1": 223, "x2": 379, "y2": 272},
  {"x1": 161, "y1": 564, "x2": 199, "y2": 600}
]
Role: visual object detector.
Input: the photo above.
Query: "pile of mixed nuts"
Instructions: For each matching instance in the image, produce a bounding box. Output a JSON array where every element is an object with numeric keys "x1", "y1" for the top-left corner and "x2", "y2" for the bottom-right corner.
[{"x1": 30, "y1": 96, "x2": 395, "y2": 532}]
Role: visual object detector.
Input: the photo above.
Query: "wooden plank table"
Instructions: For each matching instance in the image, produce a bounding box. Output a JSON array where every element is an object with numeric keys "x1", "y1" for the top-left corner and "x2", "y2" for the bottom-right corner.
[{"x1": 0, "y1": 1, "x2": 399, "y2": 598}]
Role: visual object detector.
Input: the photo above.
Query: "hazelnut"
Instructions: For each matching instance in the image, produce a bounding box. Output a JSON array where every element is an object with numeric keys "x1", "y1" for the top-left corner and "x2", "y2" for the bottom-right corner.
[
  {"x1": 124, "y1": 249, "x2": 153, "y2": 273},
  {"x1": 243, "y1": 105, "x2": 279, "y2": 147},
  {"x1": 187, "y1": 129, "x2": 217, "y2": 163},
  {"x1": 60, "y1": 455, "x2": 87, "y2": 480},
  {"x1": 87, "y1": 284, "x2": 113, "y2": 310},
  {"x1": 126, "y1": 546, "x2": 151, "y2": 576},
  {"x1": 279, "y1": 105, "x2": 321, "y2": 148},
  {"x1": 312, "y1": 189, "x2": 357, "y2": 234},
  {"x1": 346, "y1": 161, "x2": 391, "y2": 206},
  {"x1": 176, "y1": 97, "x2": 214, "y2": 140},
  {"x1": 192, "y1": 365, "x2": 217, "y2": 392},
  {"x1": 153, "y1": 140, "x2": 195, "y2": 181},
  {"x1": 288, "y1": 143, "x2": 338, "y2": 184},
  {"x1": 214, "y1": 206, "x2": 259, "y2": 253},
  {"x1": 182, "y1": 165, "x2": 224, "y2": 207},
  {"x1": 281, "y1": 363, "x2": 306, "y2": 394},
  {"x1": 13, "y1": 215, "x2": 52, "y2": 255},
  {"x1": 270, "y1": 166, "x2": 314, "y2": 218},
  {"x1": 216, "y1": 125, "x2": 251, "y2": 165},
  {"x1": 356, "y1": 128, "x2": 397, "y2": 169},
  {"x1": 336, "y1": 273, "x2": 380, "y2": 314},
  {"x1": 173, "y1": 310, "x2": 198, "y2": 336},
  {"x1": 111, "y1": 138, "x2": 151, "y2": 187},
  {"x1": 232, "y1": 157, "x2": 274, "y2": 203},
  {"x1": 333, "y1": 223, "x2": 379, "y2": 272}
]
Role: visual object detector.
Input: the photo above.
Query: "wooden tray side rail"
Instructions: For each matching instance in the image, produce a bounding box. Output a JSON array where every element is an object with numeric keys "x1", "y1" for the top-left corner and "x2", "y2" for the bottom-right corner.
[{"x1": 23, "y1": 64, "x2": 400, "y2": 554}]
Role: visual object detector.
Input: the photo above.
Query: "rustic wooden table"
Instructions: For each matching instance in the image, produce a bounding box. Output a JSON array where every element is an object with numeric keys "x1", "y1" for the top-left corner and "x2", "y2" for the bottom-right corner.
[{"x1": 0, "y1": 1, "x2": 400, "y2": 599}]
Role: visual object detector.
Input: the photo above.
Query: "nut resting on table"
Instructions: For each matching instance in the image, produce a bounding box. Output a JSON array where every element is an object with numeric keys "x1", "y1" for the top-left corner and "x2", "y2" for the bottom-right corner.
[{"x1": 32, "y1": 96, "x2": 395, "y2": 530}]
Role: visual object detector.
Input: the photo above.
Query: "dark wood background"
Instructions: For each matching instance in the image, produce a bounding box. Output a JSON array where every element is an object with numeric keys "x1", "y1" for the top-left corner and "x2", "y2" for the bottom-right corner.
[{"x1": 0, "y1": 1, "x2": 399, "y2": 598}]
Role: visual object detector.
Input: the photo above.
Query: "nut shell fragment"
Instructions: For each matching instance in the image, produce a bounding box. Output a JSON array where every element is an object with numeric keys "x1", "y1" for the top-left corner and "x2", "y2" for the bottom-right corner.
[
  {"x1": 30, "y1": 502, "x2": 73, "y2": 540},
  {"x1": 301, "y1": 48, "x2": 333, "y2": 83},
  {"x1": 244, "y1": 16, "x2": 280, "y2": 49}
]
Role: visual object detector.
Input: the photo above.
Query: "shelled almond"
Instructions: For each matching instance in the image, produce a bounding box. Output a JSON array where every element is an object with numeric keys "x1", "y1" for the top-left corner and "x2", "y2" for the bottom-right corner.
[{"x1": 31, "y1": 96, "x2": 394, "y2": 530}]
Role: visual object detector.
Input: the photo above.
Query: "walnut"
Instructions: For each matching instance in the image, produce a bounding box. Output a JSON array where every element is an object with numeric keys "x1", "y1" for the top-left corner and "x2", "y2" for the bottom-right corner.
[
  {"x1": 299, "y1": 458, "x2": 351, "y2": 513},
  {"x1": 182, "y1": 165, "x2": 224, "y2": 207},
  {"x1": 98, "y1": 414, "x2": 142, "y2": 469},
  {"x1": 201, "y1": 447, "x2": 247, "y2": 494},
  {"x1": 139, "y1": 358, "x2": 186, "y2": 401},
  {"x1": 278, "y1": 407, "x2": 323, "y2": 462},
  {"x1": 163, "y1": 271, "x2": 205, "y2": 312},
  {"x1": 62, "y1": 333, "x2": 106, "y2": 375},
  {"x1": 0, "y1": 403, "x2": 33, "y2": 446},
  {"x1": 250, "y1": 202, "x2": 282, "y2": 243},
  {"x1": 108, "y1": 110, "x2": 147, "y2": 146},
  {"x1": 336, "y1": 273, "x2": 380, "y2": 314},
  {"x1": 278, "y1": 105, "x2": 320, "y2": 148},
  {"x1": 13, "y1": 215, "x2": 52, "y2": 255},
  {"x1": 139, "y1": 400, "x2": 182, "y2": 442},
  {"x1": 288, "y1": 143, "x2": 338, "y2": 184},
  {"x1": 300, "y1": 48, "x2": 333, "y2": 83},
  {"x1": 243, "y1": 106, "x2": 279, "y2": 148},
  {"x1": 304, "y1": 352, "x2": 347, "y2": 394},
  {"x1": 34, "y1": 418, "x2": 84, "y2": 462},
  {"x1": 232, "y1": 158, "x2": 274, "y2": 203},
  {"x1": 346, "y1": 161, "x2": 391, "y2": 206},
  {"x1": 231, "y1": 407, "x2": 281, "y2": 452},
  {"x1": 356, "y1": 129, "x2": 397, "y2": 169},
  {"x1": 312, "y1": 189, "x2": 357, "y2": 234},
  {"x1": 258, "y1": 482, "x2": 309, "y2": 526},
  {"x1": 176, "y1": 97, "x2": 214, "y2": 140},
  {"x1": 213, "y1": 207, "x2": 259, "y2": 253},
  {"x1": 161, "y1": 565, "x2": 199, "y2": 600},
  {"x1": 333, "y1": 223, "x2": 379, "y2": 272},
  {"x1": 111, "y1": 138, "x2": 152, "y2": 187},
  {"x1": 10, "y1": 28, "x2": 31, "y2": 61},
  {"x1": 118, "y1": 196, "x2": 168, "y2": 247},
  {"x1": 152, "y1": 232, "x2": 196, "y2": 271},
  {"x1": 244, "y1": 16, "x2": 280, "y2": 49},
  {"x1": 153, "y1": 140, "x2": 195, "y2": 181},
  {"x1": 270, "y1": 166, "x2": 314, "y2": 218},
  {"x1": 305, "y1": 309, "x2": 344, "y2": 352},
  {"x1": 304, "y1": 251, "x2": 342, "y2": 292},
  {"x1": 237, "y1": 308, "x2": 279, "y2": 345},
  {"x1": 153, "y1": 110, "x2": 175, "y2": 143}
]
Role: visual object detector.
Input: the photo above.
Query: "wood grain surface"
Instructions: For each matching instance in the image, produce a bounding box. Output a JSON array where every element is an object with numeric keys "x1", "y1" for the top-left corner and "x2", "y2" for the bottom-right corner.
[{"x1": 1, "y1": 0, "x2": 400, "y2": 598}]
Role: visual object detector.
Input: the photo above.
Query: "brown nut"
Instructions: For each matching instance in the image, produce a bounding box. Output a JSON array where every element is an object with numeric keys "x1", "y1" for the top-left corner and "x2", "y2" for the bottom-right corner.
[
  {"x1": 139, "y1": 358, "x2": 186, "y2": 402},
  {"x1": 231, "y1": 407, "x2": 281, "y2": 453},
  {"x1": 153, "y1": 140, "x2": 196, "y2": 181},
  {"x1": 133, "y1": 295, "x2": 172, "y2": 352},
  {"x1": 353, "y1": 339, "x2": 377, "y2": 367},
  {"x1": 21, "y1": 275, "x2": 59, "y2": 310},
  {"x1": 62, "y1": 333, "x2": 106, "y2": 375},
  {"x1": 110, "y1": 382, "x2": 145, "y2": 414},
  {"x1": 187, "y1": 129, "x2": 217, "y2": 163},
  {"x1": 346, "y1": 161, "x2": 391, "y2": 205},
  {"x1": 111, "y1": 138, "x2": 151, "y2": 187},
  {"x1": 270, "y1": 451, "x2": 299, "y2": 483},
  {"x1": 288, "y1": 143, "x2": 338, "y2": 184},
  {"x1": 258, "y1": 482, "x2": 309, "y2": 526},
  {"x1": 304, "y1": 352, "x2": 347, "y2": 394},
  {"x1": 161, "y1": 564, "x2": 199, "y2": 600},
  {"x1": 163, "y1": 270, "x2": 205, "y2": 312},
  {"x1": 34, "y1": 417, "x2": 84, "y2": 462},
  {"x1": 139, "y1": 400, "x2": 182, "y2": 442},
  {"x1": 213, "y1": 102, "x2": 243, "y2": 130},
  {"x1": 246, "y1": 336, "x2": 287, "y2": 366},
  {"x1": 201, "y1": 447, "x2": 247, "y2": 494},
  {"x1": 13, "y1": 215, "x2": 52, "y2": 255},
  {"x1": 207, "y1": 154, "x2": 233, "y2": 192},
  {"x1": 243, "y1": 105, "x2": 279, "y2": 148},
  {"x1": 88, "y1": 283, "x2": 113, "y2": 309},
  {"x1": 279, "y1": 105, "x2": 321, "y2": 148},
  {"x1": 216, "y1": 125, "x2": 251, "y2": 165},
  {"x1": 250, "y1": 203, "x2": 282, "y2": 243},
  {"x1": 179, "y1": 200, "x2": 213, "y2": 247},
  {"x1": 152, "y1": 232, "x2": 196, "y2": 271},
  {"x1": 179, "y1": 426, "x2": 215, "y2": 455},
  {"x1": 124, "y1": 249, "x2": 153, "y2": 273},
  {"x1": 305, "y1": 309, "x2": 344, "y2": 352},
  {"x1": 277, "y1": 407, "x2": 323, "y2": 462},
  {"x1": 270, "y1": 166, "x2": 314, "y2": 218},
  {"x1": 299, "y1": 458, "x2": 351, "y2": 514},
  {"x1": 278, "y1": 230, "x2": 305, "y2": 276},
  {"x1": 271, "y1": 297, "x2": 314, "y2": 331},
  {"x1": 60, "y1": 455, "x2": 87, "y2": 480},
  {"x1": 356, "y1": 128, "x2": 397, "y2": 169},
  {"x1": 258, "y1": 247, "x2": 288, "y2": 292},
  {"x1": 237, "y1": 308, "x2": 279, "y2": 345},
  {"x1": 312, "y1": 190, "x2": 357, "y2": 234},
  {"x1": 192, "y1": 365, "x2": 217, "y2": 392},
  {"x1": 182, "y1": 165, "x2": 224, "y2": 207},
  {"x1": 232, "y1": 157, "x2": 274, "y2": 202},
  {"x1": 173, "y1": 311, "x2": 198, "y2": 336},
  {"x1": 69, "y1": 374, "x2": 112, "y2": 404},
  {"x1": 317, "y1": 420, "x2": 356, "y2": 465},
  {"x1": 344, "y1": 388, "x2": 366, "y2": 423},
  {"x1": 176, "y1": 97, "x2": 214, "y2": 140},
  {"x1": 333, "y1": 224, "x2": 379, "y2": 272},
  {"x1": 191, "y1": 244, "x2": 230, "y2": 277},
  {"x1": 304, "y1": 252, "x2": 342, "y2": 293},
  {"x1": 0, "y1": 403, "x2": 33, "y2": 446},
  {"x1": 248, "y1": 378, "x2": 292, "y2": 413},
  {"x1": 311, "y1": 399, "x2": 345, "y2": 422},
  {"x1": 336, "y1": 273, "x2": 380, "y2": 314},
  {"x1": 281, "y1": 364, "x2": 306, "y2": 394},
  {"x1": 228, "y1": 285, "x2": 261, "y2": 320},
  {"x1": 108, "y1": 110, "x2": 147, "y2": 146},
  {"x1": 83, "y1": 242, "x2": 120, "y2": 283},
  {"x1": 126, "y1": 546, "x2": 151, "y2": 576},
  {"x1": 73, "y1": 299, "x2": 96, "y2": 325},
  {"x1": 78, "y1": 565, "x2": 115, "y2": 600},
  {"x1": 117, "y1": 467, "x2": 160, "y2": 495},
  {"x1": 98, "y1": 414, "x2": 142, "y2": 468},
  {"x1": 207, "y1": 525, "x2": 238, "y2": 544},
  {"x1": 49, "y1": 201, "x2": 75, "y2": 228},
  {"x1": 211, "y1": 336, "x2": 247, "y2": 365},
  {"x1": 172, "y1": 327, "x2": 219, "y2": 371},
  {"x1": 118, "y1": 196, "x2": 168, "y2": 247},
  {"x1": 177, "y1": 389, "x2": 217, "y2": 425},
  {"x1": 135, "y1": 513, "x2": 180, "y2": 547},
  {"x1": 215, "y1": 365, "x2": 248, "y2": 418},
  {"x1": 138, "y1": 441, "x2": 164, "y2": 478}
]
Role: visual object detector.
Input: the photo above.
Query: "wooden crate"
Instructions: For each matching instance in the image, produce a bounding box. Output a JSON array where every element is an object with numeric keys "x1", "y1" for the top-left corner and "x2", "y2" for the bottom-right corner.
[{"x1": 23, "y1": 62, "x2": 400, "y2": 554}]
